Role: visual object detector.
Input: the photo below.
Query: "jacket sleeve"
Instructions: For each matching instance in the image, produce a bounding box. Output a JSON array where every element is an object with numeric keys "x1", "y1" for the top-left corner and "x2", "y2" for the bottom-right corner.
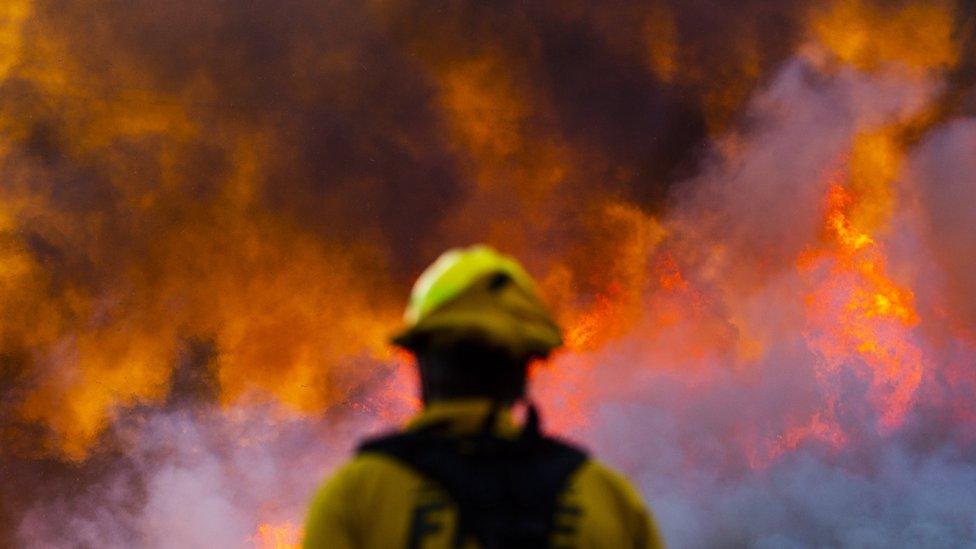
[
  {"x1": 635, "y1": 500, "x2": 665, "y2": 549},
  {"x1": 604, "y1": 464, "x2": 666, "y2": 549},
  {"x1": 302, "y1": 463, "x2": 357, "y2": 549}
]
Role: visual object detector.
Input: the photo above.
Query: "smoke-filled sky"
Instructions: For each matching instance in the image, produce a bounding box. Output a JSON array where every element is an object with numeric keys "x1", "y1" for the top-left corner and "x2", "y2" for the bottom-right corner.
[{"x1": 1, "y1": 0, "x2": 975, "y2": 547}]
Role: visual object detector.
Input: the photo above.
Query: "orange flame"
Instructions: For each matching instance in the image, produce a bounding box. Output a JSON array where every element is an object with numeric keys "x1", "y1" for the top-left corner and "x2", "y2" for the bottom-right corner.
[
  {"x1": 802, "y1": 178, "x2": 923, "y2": 433},
  {"x1": 251, "y1": 521, "x2": 302, "y2": 549},
  {"x1": 811, "y1": 0, "x2": 958, "y2": 72}
]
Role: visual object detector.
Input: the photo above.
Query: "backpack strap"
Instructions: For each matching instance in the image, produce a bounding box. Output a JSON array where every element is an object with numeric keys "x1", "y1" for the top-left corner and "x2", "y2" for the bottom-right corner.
[{"x1": 358, "y1": 404, "x2": 588, "y2": 548}]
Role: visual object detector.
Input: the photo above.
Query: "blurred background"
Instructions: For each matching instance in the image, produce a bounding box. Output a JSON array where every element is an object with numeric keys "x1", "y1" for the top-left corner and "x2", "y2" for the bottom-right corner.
[{"x1": 1, "y1": 0, "x2": 975, "y2": 546}]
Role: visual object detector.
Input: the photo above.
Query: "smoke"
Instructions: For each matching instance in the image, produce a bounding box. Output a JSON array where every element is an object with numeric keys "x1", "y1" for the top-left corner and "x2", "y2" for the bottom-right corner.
[
  {"x1": 908, "y1": 118, "x2": 976, "y2": 332},
  {"x1": 15, "y1": 406, "x2": 359, "y2": 548},
  {"x1": 9, "y1": 351, "x2": 418, "y2": 548},
  {"x1": 533, "y1": 38, "x2": 976, "y2": 548},
  {"x1": 3, "y1": 0, "x2": 976, "y2": 547}
]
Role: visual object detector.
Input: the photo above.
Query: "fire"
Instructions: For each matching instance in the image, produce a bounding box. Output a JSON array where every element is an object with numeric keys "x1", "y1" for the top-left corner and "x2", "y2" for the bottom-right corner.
[
  {"x1": 0, "y1": 30, "x2": 401, "y2": 457},
  {"x1": 642, "y1": 1, "x2": 679, "y2": 84},
  {"x1": 810, "y1": 0, "x2": 958, "y2": 71},
  {"x1": 558, "y1": 202, "x2": 667, "y2": 352},
  {"x1": 251, "y1": 521, "x2": 302, "y2": 549},
  {"x1": 802, "y1": 178, "x2": 923, "y2": 434},
  {"x1": 0, "y1": 0, "x2": 30, "y2": 79},
  {"x1": 824, "y1": 183, "x2": 874, "y2": 252},
  {"x1": 754, "y1": 407, "x2": 848, "y2": 469}
]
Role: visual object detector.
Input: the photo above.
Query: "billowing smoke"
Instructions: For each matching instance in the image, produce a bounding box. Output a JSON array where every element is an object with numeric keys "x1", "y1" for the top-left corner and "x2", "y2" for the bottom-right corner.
[
  {"x1": 1, "y1": 0, "x2": 975, "y2": 547},
  {"x1": 534, "y1": 51, "x2": 976, "y2": 547}
]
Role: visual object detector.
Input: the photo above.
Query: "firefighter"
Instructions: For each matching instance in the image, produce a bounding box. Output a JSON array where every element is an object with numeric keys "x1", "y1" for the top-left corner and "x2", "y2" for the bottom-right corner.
[{"x1": 303, "y1": 245, "x2": 664, "y2": 548}]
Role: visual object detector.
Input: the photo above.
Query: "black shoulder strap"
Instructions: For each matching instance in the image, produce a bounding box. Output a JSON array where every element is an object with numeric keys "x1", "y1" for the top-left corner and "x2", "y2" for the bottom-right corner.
[{"x1": 358, "y1": 405, "x2": 588, "y2": 548}]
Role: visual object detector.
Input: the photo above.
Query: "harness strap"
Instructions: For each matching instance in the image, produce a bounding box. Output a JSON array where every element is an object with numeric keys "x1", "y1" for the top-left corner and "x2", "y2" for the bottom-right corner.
[{"x1": 358, "y1": 404, "x2": 588, "y2": 548}]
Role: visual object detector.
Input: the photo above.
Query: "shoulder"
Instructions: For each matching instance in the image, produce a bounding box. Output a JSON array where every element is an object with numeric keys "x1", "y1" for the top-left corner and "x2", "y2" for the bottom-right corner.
[
  {"x1": 573, "y1": 460, "x2": 645, "y2": 504},
  {"x1": 569, "y1": 460, "x2": 665, "y2": 548},
  {"x1": 304, "y1": 453, "x2": 426, "y2": 536},
  {"x1": 567, "y1": 461, "x2": 651, "y2": 525},
  {"x1": 314, "y1": 452, "x2": 423, "y2": 499}
]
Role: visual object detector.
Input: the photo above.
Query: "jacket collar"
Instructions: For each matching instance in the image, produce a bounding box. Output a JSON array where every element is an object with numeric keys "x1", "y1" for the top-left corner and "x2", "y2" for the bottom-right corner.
[{"x1": 406, "y1": 398, "x2": 520, "y2": 437}]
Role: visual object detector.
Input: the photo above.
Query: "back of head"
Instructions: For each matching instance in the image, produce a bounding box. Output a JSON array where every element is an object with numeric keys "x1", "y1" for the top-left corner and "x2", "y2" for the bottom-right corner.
[
  {"x1": 392, "y1": 245, "x2": 562, "y2": 404},
  {"x1": 415, "y1": 340, "x2": 527, "y2": 403}
]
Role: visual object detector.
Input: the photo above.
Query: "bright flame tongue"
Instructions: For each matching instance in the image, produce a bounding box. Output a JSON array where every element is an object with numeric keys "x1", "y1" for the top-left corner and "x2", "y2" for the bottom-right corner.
[{"x1": 802, "y1": 179, "x2": 923, "y2": 434}]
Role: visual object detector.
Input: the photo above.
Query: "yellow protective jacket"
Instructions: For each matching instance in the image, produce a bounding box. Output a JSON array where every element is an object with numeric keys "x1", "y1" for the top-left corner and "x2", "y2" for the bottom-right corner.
[{"x1": 303, "y1": 400, "x2": 664, "y2": 548}]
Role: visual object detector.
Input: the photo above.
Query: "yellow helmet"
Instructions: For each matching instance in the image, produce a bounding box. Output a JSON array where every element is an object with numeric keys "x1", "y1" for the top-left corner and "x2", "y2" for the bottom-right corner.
[{"x1": 392, "y1": 245, "x2": 562, "y2": 359}]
